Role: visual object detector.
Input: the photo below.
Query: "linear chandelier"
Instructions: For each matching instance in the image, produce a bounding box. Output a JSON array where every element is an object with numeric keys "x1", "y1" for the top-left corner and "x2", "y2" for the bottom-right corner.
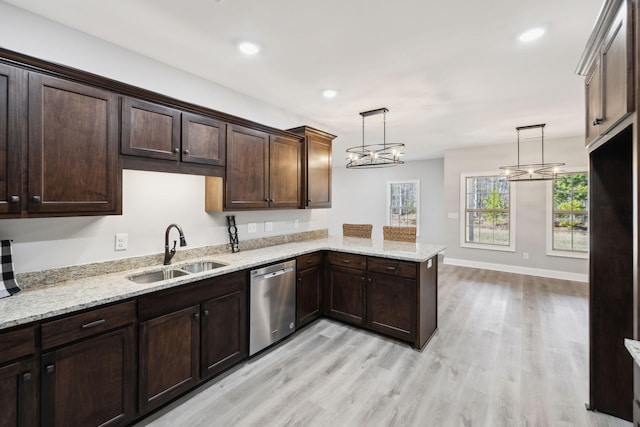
[
  {"x1": 346, "y1": 107, "x2": 404, "y2": 169},
  {"x1": 499, "y1": 123, "x2": 564, "y2": 181}
]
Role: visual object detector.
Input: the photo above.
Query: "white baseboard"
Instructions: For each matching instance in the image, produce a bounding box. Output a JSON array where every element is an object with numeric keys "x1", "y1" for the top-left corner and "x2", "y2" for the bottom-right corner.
[{"x1": 443, "y1": 257, "x2": 588, "y2": 283}]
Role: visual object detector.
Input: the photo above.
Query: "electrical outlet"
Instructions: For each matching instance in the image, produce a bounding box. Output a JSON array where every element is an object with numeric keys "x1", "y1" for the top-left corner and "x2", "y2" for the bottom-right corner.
[
  {"x1": 294, "y1": 219, "x2": 299, "y2": 229},
  {"x1": 265, "y1": 221, "x2": 273, "y2": 232},
  {"x1": 523, "y1": 252, "x2": 529, "y2": 260},
  {"x1": 248, "y1": 223, "x2": 257, "y2": 233},
  {"x1": 115, "y1": 233, "x2": 128, "y2": 251}
]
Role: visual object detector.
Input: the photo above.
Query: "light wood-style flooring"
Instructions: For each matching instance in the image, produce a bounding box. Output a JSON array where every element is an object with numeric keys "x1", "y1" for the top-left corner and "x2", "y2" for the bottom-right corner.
[{"x1": 135, "y1": 265, "x2": 632, "y2": 427}]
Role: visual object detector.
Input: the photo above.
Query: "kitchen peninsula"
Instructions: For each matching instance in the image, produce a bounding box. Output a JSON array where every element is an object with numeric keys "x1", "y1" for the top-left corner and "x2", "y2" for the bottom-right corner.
[{"x1": 0, "y1": 235, "x2": 444, "y2": 427}]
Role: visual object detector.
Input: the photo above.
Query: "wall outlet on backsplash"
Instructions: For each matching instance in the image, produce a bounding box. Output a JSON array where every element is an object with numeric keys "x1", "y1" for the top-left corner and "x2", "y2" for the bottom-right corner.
[
  {"x1": 248, "y1": 223, "x2": 257, "y2": 233},
  {"x1": 294, "y1": 219, "x2": 299, "y2": 229},
  {"x1": 115, "y1": 233, "x2": 128, "y2": 251},
  {"x1": 264, "y1": 222, "x2": 273, "y2": 232}
]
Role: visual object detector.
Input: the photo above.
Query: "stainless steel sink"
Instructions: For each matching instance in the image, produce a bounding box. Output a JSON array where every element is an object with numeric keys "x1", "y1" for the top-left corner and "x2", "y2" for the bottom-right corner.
[
  {"x1": 129, "y1": 269, "x2": 190, "y2": 284},
  {"x1": 180, "y1": 261, "x2": 227, "y2": 273}
]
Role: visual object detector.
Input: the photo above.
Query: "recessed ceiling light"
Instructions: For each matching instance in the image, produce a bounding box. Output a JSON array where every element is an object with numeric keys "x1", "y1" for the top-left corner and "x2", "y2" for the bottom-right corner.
[
  {"x1": 322, "y1": 89, "x2": 338, "y2": 99},
  {"x1": 238, "y1": 42, "x2": 260, "y2": 55},
  {"x1": 518, "y1": 27, "x2": 545, "y2": 42}
]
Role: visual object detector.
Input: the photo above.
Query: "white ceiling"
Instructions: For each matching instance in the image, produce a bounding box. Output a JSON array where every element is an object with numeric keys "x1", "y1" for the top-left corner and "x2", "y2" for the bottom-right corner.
[{"x1": 4, "y1": 0, "x2": 603, "y2": 160}]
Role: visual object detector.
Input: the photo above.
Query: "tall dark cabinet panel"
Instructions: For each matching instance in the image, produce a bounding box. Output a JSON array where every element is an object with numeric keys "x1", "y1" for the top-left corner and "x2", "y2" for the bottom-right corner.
[
  {"x1": 589, "y1": 126, "x2": 633, "y2": 420},
  {"x1": 0, "y1": 64, "x2": 26, "y2": 215}
]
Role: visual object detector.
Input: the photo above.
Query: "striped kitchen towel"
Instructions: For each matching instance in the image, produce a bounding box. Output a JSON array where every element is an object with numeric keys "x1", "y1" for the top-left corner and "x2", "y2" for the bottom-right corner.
[{"x1": 0, "y1": 240, "x2": 21, "y2": 298}]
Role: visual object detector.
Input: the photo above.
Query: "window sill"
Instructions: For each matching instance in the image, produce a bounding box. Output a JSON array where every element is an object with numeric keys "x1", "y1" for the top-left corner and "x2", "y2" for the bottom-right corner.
[
  {"x1": 460, "y1": 242, "x2": 515, "y2": 252},
  {"x1": 546, "y1": 250, "x2": 588, "y2": 260}
]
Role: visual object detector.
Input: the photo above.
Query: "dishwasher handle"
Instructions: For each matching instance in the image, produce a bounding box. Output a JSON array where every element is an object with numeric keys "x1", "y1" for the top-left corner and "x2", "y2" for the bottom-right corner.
[{"x1": 253, "y1": 266, "x2": 295, "y2": 281}]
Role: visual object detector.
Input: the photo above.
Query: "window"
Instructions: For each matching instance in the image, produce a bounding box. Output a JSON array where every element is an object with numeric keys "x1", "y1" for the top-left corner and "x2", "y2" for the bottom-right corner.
[
  {"x1": 460, "y1": 173, "x2": 515, "y2": 251},
  {"x1": 387, "y1": 180, "x2": 419, "y2": 235},
  {"x1": 547, "y1": 171, "x2": 588, "y2": 257}
]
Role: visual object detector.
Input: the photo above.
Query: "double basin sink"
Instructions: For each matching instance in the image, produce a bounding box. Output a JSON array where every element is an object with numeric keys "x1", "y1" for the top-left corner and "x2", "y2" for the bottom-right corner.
[{"x1": 128, "y1": 261, "x2": 227, "y2": 284}]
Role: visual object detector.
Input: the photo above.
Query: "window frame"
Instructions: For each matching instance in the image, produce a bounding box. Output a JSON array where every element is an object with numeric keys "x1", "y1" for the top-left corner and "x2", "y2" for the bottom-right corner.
[
  {"x1": 459, "y1": 172, "x2": 516, "y2": 252},
  {"x1": 386, "y1": 180, "x2": 420, "y2": 237},
  {"x1": 546, "y1": 168, "x2": 589, "y2": 259}
]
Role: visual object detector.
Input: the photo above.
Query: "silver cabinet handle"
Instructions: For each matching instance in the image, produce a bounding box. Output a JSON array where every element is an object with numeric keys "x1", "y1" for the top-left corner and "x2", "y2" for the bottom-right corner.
[{"x1": 81, "y1": 319, "x2": 105, "y2": 329}]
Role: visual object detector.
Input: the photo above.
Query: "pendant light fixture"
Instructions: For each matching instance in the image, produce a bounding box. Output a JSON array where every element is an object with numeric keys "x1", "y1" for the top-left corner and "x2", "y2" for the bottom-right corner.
[
  {"x1": 499, "y1": 123, "x2": 564, "y2": 181},
  {"x1": 346, "y1": 107, "x2": 405, "y2": 168}
]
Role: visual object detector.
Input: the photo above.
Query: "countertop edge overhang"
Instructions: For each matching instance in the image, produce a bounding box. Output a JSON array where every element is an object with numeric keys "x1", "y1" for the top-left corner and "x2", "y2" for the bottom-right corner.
[{"x1": 0, "y1": 237, "x2": 445, "y2": 330}]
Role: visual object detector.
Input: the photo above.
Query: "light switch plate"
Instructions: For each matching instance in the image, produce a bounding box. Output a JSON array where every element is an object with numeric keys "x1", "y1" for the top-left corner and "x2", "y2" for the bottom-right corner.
[
  {"x1": 293, "y1": 219, "x2": 299, "y2": 229},
  {"x1": 248, "y1": 223, "x2": 257, "y2": 233},
  {"x1": 115, "y1": 233, "x2": 128, "y2": 251},
  {"x1": 265, "y1": 221, "x2": 273, "y2": 232}
]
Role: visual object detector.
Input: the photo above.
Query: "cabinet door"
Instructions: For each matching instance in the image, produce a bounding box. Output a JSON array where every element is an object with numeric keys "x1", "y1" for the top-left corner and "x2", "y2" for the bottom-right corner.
[
  {"x1": 139, "y1": 305, "x2": 200, "y2": 413},
  {"x1": 41, "y1": 326, "x2": 135, "y2": 427},
  {"x1": 225, "y1": 124, "x2": 269, "y2": 209},
  {"x1": 200, "y1": 289, "x2": 247, "y2": 380},
  {"x1": 326, "y1": 265, "x2": 365, "y2": 326},
  {"x1": 585, "y1": 60, "x2": 602, "y2": 147},
  {"x1": 366, "y1": 271, "x2": 416, "y2": 342},
  {"x1": 306, "y1": 134, "x2": 332, "y2": 208},
  {"x1": 269, "y1": 134, "x2": 301, "y2": 208},
  {"x1": 600, "y1": 0, "x2": 633, "y2": 133},
  {"x1": 296, "y1": 264, "x2": 323, "y2": 327},
  {"x1": 181, "y1": 112, "x2": 226, "y2": 166},
  {"x1": 0, "y1": 64, "x2": 26, "y2": 215},
  {"x1": 0, "y1": 358, "x2": 38, "y2": 427},
  {"x1": 28, "y1": 73, "x2": 120, "y2": 214},
  {"x1": 121, "y1": 97, "x2": 181, "y2": 161}
]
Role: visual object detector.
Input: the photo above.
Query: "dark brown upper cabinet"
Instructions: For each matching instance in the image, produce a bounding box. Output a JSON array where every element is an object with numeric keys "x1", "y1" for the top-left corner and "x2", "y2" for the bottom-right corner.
[
  {"x1": 181, "y1": 112, "x2": 225, "y2": 166},
  {"x1": 0, "y1": 63, "x2": 26, "y2": 215},
  {"x1": 224, "y1": 124, "x2": 301, "y2": 210},
  {"x1": 288, "y1": 126, "x2": 335, "y2": 208},
  {"x1": 225, "y1": 124, "x2": 270, "y2": 210},
  {"x1": 582, "y1": 0, "x2": 634, "y2": 147},
  {"x1": 28, "y1": 73, "x2": 121, "y2": 215},
  {"x1": 269, "y1": 134, "x2": 302, "y2": 209},
  {"x1": 121, "y1": 97, "x2": 181, "y2": 161},
  {"x1": 121, "y1": 98, "x2": 226, "y2": 168}
]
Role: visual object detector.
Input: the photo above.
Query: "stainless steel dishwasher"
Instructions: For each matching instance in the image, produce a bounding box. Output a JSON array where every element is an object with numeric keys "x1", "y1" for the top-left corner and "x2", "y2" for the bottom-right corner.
[{"x1": 249, "y1": 259, "x2": 296, "y2": 356}]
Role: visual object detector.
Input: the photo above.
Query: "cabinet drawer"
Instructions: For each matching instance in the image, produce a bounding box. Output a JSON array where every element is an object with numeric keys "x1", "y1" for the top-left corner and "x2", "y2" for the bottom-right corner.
[
  {"x1": 297, "y1": 252, "x2": 323, "y2": 269},
  {"x1": 367, "y1": 258, "x2": 417, "y2": 279},
  {"x1": 0, "y1": 325, "x2": 36, "y2": 365},
  {"x1": 41, "y1": 300, "x2": 136, "y2": 350},
  {"x1": 327, "y1": 252, "x2": 366, "y2": 269}
]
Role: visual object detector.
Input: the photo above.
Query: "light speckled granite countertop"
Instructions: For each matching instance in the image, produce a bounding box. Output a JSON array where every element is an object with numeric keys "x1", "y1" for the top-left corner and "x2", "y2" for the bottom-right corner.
[
  {"x1": 0, "y1": 237, "x2": 444, "y2": 330},
  {"x1": 625, "y1": 338, "x2": 640, "y2": 366}
]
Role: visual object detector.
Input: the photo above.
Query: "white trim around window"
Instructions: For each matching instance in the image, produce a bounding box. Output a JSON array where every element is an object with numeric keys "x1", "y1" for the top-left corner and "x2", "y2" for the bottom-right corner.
[
  {"x1": 459, "y1": 172, "x2": 516, "y2": 252},
  {"x1": 545, "y1": 168, "x2": 589, "y2": 259},
  {"x1": 386, "y1": 180, "x2": 420, "y2": 236}
]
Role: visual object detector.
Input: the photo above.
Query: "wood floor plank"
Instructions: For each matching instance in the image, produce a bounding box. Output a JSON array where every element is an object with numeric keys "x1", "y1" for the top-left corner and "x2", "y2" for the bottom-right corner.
[{"x1": 134, "y1": 265, "x2": 632, "y2": 427}]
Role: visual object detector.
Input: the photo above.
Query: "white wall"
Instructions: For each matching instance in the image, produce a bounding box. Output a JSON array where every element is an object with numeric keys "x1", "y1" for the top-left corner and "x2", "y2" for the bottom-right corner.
[
  {"x1": 443, "y1": 136, "x2": 589, "y2": 279},
  {"x1": 329, "y1": 159, "x2": 445, "y2": 244},
  {"x1": 0, "y1": 4, "x2": 329, "y2": 274}
]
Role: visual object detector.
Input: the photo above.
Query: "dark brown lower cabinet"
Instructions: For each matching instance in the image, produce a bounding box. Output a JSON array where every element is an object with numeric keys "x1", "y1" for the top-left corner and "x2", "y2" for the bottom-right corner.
[
  {"x1": 138, "y1": 305, "x2": 200, "y2": 413},
  {"x1": 326, "y1": 264, "x2": 366, "y2": 326},
  {"x1": 366, "y1": 271, "x2": 416, "y2": 342},
  {"x1": 325, "y1": 251, "x2": 438, "y2": 349},
  {"x1": 0, "y1": 358, "x2": 38, "y2": 427},
  {"x1": 40, "y1": 326, "x2": 135, "y2": 427},
  {"x1": 200, "y1": 289, "x2": 247, "y2": 379},
  {"x1": 296, "y1": 253, "x2": 323, "y2": 328}
]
